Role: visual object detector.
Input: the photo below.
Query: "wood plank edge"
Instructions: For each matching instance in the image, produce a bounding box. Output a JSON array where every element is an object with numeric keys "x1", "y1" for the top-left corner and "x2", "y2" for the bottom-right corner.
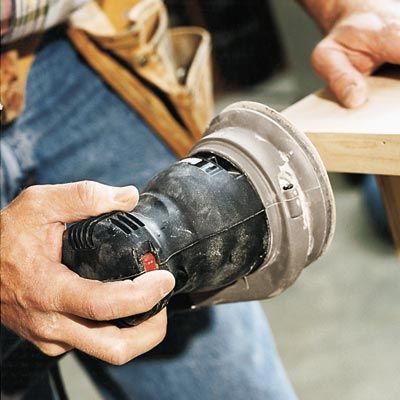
[{"x1": 306, "y1": 132, "x2": 400, "y2": 175}]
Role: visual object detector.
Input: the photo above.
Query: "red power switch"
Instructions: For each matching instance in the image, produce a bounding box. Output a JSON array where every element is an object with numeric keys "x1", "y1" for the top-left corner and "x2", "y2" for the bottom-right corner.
[{"x1": 141, "y1": 252, "x2": 159, "y2": 272}]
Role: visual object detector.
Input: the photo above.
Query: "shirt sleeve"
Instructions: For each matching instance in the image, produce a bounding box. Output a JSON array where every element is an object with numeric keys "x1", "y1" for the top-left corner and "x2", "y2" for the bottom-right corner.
[{"x1": 1, "y1": 0, "x2": 88, "y2": 44}]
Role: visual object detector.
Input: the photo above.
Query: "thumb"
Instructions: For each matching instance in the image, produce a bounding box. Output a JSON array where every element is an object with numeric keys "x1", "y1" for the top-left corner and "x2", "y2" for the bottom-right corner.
[
  {"x1": 311, "y1": 37, "x2": 368, "y2": 108},
  {"x1": 38, "y1": 181, "x2": 139, "y2": 223}
]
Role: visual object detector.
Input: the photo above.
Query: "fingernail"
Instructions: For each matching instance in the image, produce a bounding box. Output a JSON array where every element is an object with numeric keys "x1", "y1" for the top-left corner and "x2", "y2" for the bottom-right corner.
[
  {"x1": 343, "y1": 83, "x2": 367, "y2": 108},
  {"x1": 114, "y1": 186, "x2": 138, "y2": 204}
]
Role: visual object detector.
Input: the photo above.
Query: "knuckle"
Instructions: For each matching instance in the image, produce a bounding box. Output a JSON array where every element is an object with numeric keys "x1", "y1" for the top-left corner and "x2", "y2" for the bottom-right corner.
[
  {"x1": 85, "y1": 296, "x2": 117, "y2": 321},
  {"x1": 147, "y1": 311, "x2": 168, "y2": 345},
  {"x1": 154, "y1": 326, "x2": 167, "y2": 347},
  {"x1": 85, "y1": 298, "x2": 103, "y2": 320},
  {"x1": 32, "y1": 313, "x2": 60, "y2": 341},
  {"x1": 328, "y1": 71, "x2": 353, "y2": 94},
  {"x1": 154, "y1": 317, "x2": 168, "y2": 343},
  {"x1": 311, "y1": 44, "x2": 327, "y2": 70},
  {"x1": 14, "y1": 290, "x2": 29, "y2": 310},
  {"x1": 310, "y1": 46, "x2": 321, "y2": 66},
  {"x1": 20, "y1": 185, "x2": 43, "y2": 207},
  {"x1": 332, "y1": 69, "x2": 348, "y2": 83},
  {"x1": 35, "y1": 320, "x2": 57, "y2": 340},
  {"x1": 135, "y1": 290, "x2": 156, "y2": 313},
  {"x1": 108, "y1": 341, "x2": 130, "y2": 366},
  {"x1": 22, "y1": 185, "x2": 40, "y2": 198},
  {"x1": 38, "y1": 343, "x2": 66, "y2": 357},
  {"x1": 75, "y1": 181, "x2": 99, "y2": 210}
]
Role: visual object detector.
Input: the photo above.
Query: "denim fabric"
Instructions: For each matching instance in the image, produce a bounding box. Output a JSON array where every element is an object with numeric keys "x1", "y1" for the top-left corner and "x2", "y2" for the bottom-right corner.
[{"x1": 1, "y1": 31, "x2": 297, "y2": 400}]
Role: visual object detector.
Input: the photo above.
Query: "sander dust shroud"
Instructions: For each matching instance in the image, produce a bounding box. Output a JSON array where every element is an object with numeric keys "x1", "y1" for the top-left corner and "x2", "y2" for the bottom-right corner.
[{"x1": 1, "y1": 102, "x2": 335, "y2": 395}]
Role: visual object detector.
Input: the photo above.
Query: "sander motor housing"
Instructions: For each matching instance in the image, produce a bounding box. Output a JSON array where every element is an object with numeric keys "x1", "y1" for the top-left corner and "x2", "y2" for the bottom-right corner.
[{"x1": 62, "y1": 101, "x2": 336, "y2": 325}]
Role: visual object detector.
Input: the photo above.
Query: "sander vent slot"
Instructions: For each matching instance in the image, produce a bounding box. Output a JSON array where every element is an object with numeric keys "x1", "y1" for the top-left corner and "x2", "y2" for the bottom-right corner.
[
  {"x1": 110, "y1": 213, "x2": 145, "y2": 234},
  {"x1": 68, "y1": 218, "x2": 96, "y2": 250}
]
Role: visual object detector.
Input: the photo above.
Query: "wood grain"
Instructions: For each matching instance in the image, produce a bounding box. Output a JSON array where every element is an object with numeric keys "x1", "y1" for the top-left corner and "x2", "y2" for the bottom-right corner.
[{"x1": 283, "y1": 72, "x2": 400, "y2": 175}]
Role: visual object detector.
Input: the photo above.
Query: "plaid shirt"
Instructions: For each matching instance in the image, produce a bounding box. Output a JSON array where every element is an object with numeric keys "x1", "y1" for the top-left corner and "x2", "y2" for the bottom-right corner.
[{"x1": 1, "y1": 0, "x2": 87, "y2": 44}]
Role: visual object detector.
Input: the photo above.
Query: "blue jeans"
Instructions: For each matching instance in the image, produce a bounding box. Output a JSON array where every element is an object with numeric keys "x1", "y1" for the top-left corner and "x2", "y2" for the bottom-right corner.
[{"x1": 1, "y1": 31, "x2": 296, "y2": 400}]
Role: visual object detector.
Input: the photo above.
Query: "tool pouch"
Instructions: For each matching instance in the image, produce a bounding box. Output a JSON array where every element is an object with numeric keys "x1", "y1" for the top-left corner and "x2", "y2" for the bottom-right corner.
[
  {"x1": 68, "y1": 0, "x2": 213, "y2": 157},
  {"x1": 0, "y1": 50, "x2": 24, "y2": 125},
  {"x1": 0, "y1": 36, "x2": 40, "y2": 125}
]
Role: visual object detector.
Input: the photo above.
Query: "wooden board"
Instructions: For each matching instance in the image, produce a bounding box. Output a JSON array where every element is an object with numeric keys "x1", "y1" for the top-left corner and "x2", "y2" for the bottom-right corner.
[{"x1": 283, "y1": 71, "x2": 400, "y2": 175}]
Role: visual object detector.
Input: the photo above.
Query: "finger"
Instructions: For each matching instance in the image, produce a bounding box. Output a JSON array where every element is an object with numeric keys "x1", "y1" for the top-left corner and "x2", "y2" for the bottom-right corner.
[
  {"x1": 52, "y1": 263, "x2": 175, "y2": 320},
  {"x1": 22, "y1": 181, "x2": 139, "y2": 223},
  {"x1": 34, "y1": 340, "x2": 72, "y2": 357},
  {"x1": 311, "y1": 37, "x2": 369, "y2": 108},
  {"x1": 60, "y1": 309, "x2": 168, "y2": 365}
]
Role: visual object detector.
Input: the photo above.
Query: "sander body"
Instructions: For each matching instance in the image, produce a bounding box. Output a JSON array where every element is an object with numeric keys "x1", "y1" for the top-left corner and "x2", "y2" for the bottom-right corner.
[{"x1": 62, "y1": 101, "x2": 336, "y2": 326}]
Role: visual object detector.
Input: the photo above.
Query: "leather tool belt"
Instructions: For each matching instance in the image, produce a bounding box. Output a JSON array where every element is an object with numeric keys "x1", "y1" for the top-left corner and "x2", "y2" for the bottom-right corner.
[
  {"x1": 68, "y1": 0, "x2": 214, "y2": 156},
  {"x1": 1, "y1": 0, "x2": 214, "y2": 157}
]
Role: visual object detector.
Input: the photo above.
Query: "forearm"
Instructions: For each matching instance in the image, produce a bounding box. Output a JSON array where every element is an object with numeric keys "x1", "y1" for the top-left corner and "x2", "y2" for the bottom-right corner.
[{"x1": 297, "y1": 0, "x2": 399, "y2": 31}]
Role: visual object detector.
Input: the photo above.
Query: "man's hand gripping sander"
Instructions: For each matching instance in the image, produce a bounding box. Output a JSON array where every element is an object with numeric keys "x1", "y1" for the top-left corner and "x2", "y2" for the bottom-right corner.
[{"x1": 62, "y1": 101, "x2": 336, "y2": 326}]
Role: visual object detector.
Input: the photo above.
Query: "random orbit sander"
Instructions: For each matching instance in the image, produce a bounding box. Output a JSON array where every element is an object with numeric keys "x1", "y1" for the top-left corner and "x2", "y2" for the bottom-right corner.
[{"x1": 62, "y1": 101, "x2": 336, "y2": 326}]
